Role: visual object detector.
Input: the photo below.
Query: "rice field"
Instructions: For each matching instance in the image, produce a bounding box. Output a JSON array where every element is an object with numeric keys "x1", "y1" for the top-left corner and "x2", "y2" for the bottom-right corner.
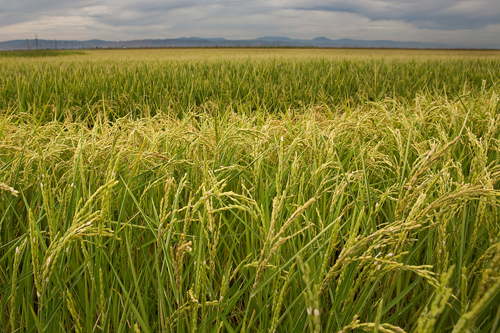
[{"x1": 1, "y1": 48, "x2": 500, "y2": 332}]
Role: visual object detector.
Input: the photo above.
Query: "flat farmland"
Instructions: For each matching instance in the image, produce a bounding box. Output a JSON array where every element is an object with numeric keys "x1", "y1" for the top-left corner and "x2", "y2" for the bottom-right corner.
[{"x1": 1, "y1": 48, "x2": 500, "y2": 332}]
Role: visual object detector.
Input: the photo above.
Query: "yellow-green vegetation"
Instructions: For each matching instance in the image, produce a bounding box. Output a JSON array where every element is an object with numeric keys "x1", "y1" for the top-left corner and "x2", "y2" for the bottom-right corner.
[{"x1": 1, "y1": 48, "x2": 500, "y2": 332}]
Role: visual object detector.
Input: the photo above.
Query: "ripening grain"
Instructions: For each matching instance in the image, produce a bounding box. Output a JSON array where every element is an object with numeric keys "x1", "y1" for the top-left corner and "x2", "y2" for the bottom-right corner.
[{"x1": 1, "y1": 49, "x2": 500, "y2": 333}]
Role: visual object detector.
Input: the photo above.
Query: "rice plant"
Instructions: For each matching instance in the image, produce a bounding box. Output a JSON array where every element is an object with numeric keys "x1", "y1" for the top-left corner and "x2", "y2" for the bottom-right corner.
[{"x1": 1, "y1": 49, "x2": 500, "y2": 332}]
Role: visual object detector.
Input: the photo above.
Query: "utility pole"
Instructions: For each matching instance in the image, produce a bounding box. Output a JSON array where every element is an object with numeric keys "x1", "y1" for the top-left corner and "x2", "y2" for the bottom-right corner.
[
  {"x1": 35, "y1": 35, "x2": 39, "y2": 50},
  {"x1": 55, "y1": 39, "x2": 57, "y2": 50},
  {"x1": 26, "y1": 39, "x2": 30, "y2": 50}
]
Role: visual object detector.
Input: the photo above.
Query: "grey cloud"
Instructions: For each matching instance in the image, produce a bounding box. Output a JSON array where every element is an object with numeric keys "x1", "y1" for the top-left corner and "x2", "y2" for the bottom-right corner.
[
  {"x1": 5, "y1": 0, "x2": 497, "y2": 32},
  {"x1": 0, "y1": 0, "x2": 98, "y2": 27},
  {"x1": 87, "y1": 0, "x2": 276, "y2": 28},
  {"x1": 291, "y1": 0, "x2": 500, "y2": 30},
  {"x1": 0, "y1": 0, "x2": 499, "y2": 47},
  {"x1": 122, "y1": 0, "x2": 242, "y2": 13}
]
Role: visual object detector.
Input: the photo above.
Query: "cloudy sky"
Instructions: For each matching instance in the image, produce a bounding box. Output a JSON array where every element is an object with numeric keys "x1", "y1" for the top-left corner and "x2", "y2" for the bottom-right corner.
[{"x1": 0, "y1": 0, "x2": 499, "y2": 47}]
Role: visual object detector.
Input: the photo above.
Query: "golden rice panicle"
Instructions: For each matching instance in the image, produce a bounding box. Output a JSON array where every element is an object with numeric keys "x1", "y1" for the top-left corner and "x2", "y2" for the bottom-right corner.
[
  {"x1": 9, "y1": 239, "x2": 27, "y2": 332},
  {"x1": 0, "y1": 181, "x2": 19, "y2": 196},
  {"x1": 39, "y1": 170, "x2": 57, "y2": 241},
  {"x1": 417, "y1": 266, "x2": 454, "y2": 333},
  {"x1": 270, "y1": 264, "x2": 295, "y2": 333},
  {"x1": 66, "y1": 290, "x2": 82, "y2": 333},
  {"x1": 99, "y1": 267, "x2": 106, "y2": 328},
  {"x1": 297, "y1": 257, "x2": 321, "y2": 333},
  {"x1": 28, "y1": 208, "x2": 42, "y2": 299}
]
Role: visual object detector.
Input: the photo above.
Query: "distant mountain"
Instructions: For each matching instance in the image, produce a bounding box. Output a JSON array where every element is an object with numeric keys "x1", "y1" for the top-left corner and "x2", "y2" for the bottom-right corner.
[
  {"x1": 1, "y1": 36, "x2": 490, "y2": 51},
  {"x1": 311, "y1": 37, "x2": 332, "y2": 43}
]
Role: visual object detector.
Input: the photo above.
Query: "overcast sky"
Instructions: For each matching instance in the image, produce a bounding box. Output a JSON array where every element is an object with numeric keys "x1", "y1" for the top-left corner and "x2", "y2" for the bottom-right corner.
[{"x1": 0, "y1": 0, "x2": 499, "y2": 47}]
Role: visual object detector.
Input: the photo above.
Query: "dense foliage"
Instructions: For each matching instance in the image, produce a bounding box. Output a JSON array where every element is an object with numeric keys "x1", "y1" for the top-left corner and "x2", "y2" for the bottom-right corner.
[{"x1": 1, "y1": 49, "x2": 500, "y2": 332}]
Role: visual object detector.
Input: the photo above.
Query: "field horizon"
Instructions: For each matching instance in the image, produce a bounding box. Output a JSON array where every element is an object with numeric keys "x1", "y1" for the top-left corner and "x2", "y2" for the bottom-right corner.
[{"x1": 3, "y1": 35, "x2": 492, "y2": 51}]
